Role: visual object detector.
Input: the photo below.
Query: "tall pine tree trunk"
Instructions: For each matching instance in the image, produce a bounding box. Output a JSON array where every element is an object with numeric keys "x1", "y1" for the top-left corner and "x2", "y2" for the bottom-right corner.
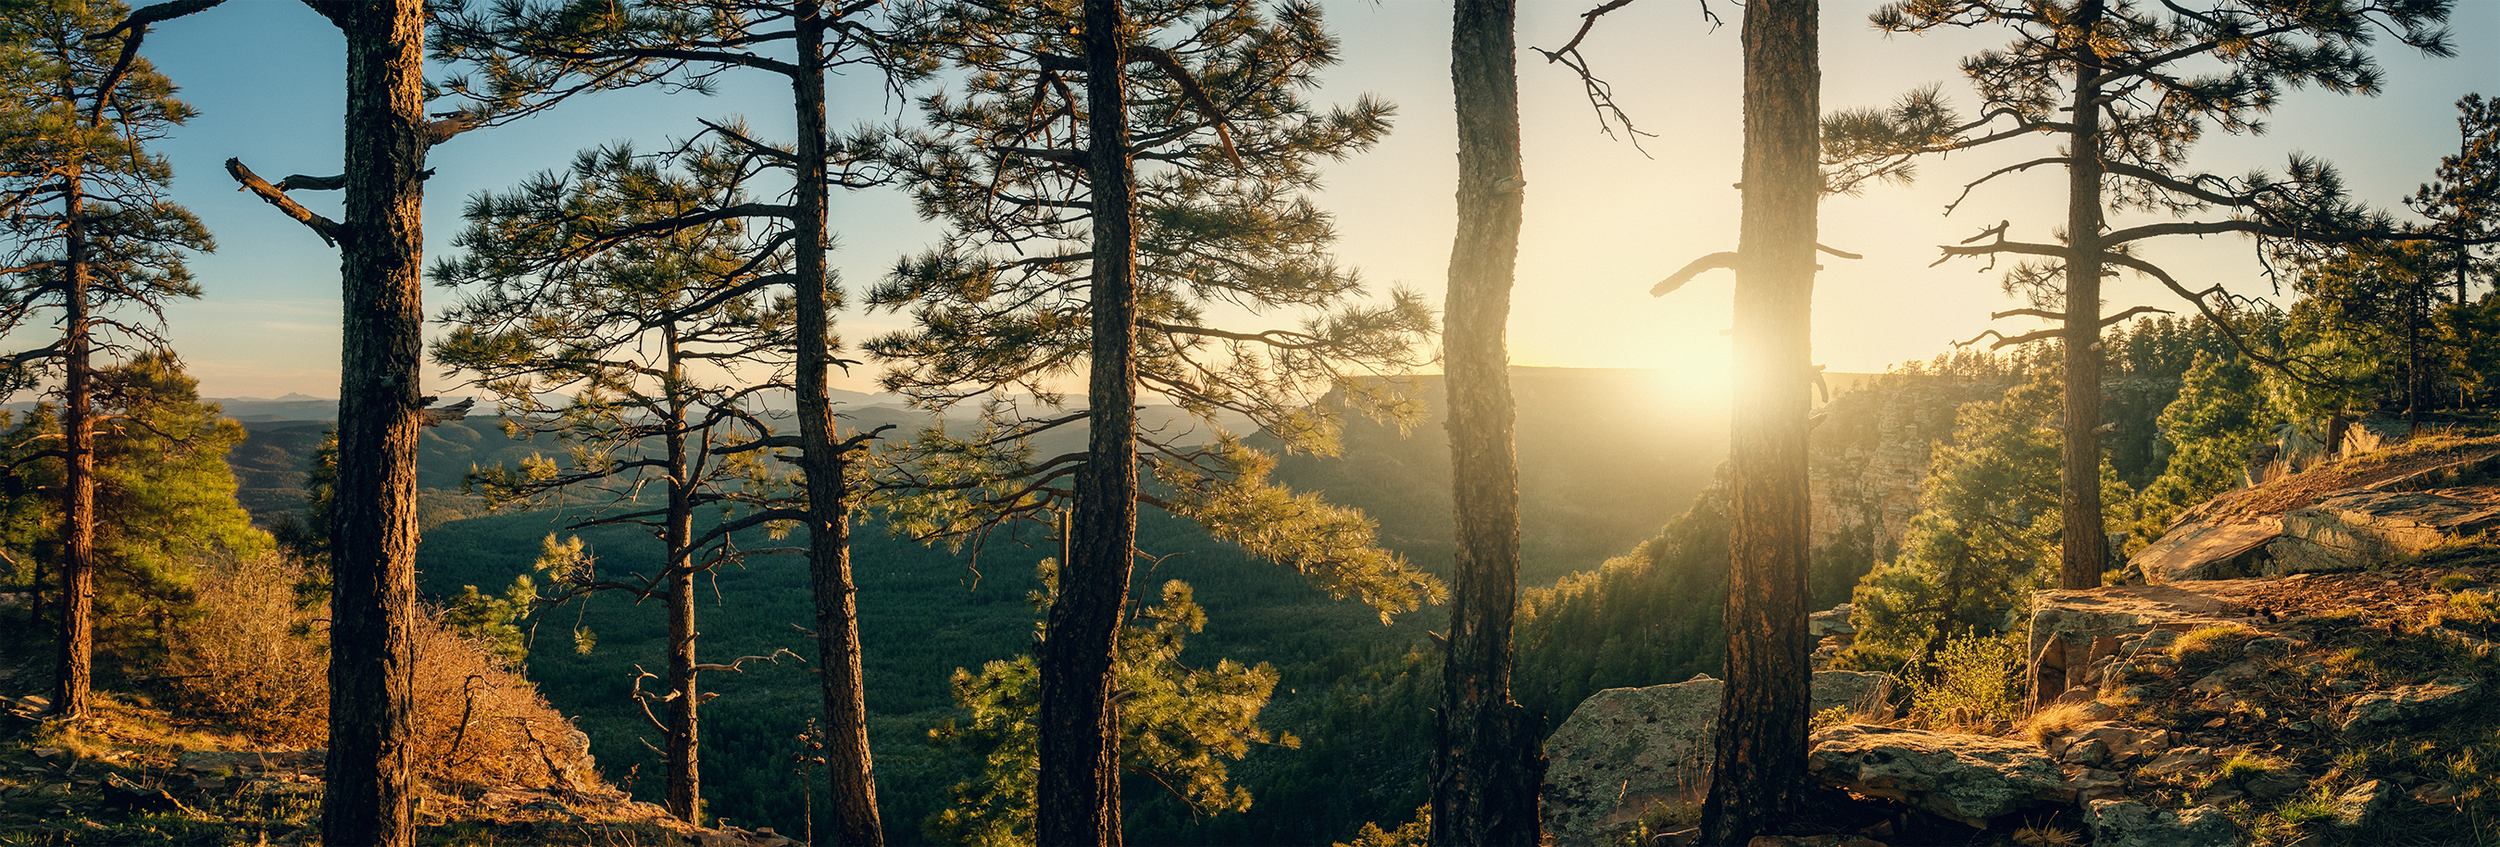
[
  {"x1": 665, "y1": 346, "x2": 701, "y2": 824},
  {"x1": 319, "y1": 2, "x2": 428, "y2": 845},
  {"x1": 1039, "y1": 0, "x2": 1138, "y2": 841},
  {"x1": 52, "y1": 170, "x2": 94, "y2": 721},
  {"x1": 1701, "y1": 1, "x2": 1817, "y2": 842},
  {"x1": 2058, "y1": 0, "x2": 2108, "y2": 591},
  {"x1": 1431, "y1": 0, "x2": 1541, "y2": 842},
  {"x1": 791, "y1": 6, "x2": 884, "y2": 843}
]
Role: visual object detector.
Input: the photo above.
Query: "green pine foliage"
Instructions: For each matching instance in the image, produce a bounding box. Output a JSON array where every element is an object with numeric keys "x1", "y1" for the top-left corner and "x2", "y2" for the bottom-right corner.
[
  {"x1": 2132, "y1": 351, "x2": 2284, "y2": 541},
  {"x1": 1842, "y1": 369, "x2": 2123, "y2": 672},
  {"x1": 868, "y1": 0, "x2": 1441, "y2": 619},
  {"x1": 928, "y1": 577, "x2": 1292, "y2": 845}
]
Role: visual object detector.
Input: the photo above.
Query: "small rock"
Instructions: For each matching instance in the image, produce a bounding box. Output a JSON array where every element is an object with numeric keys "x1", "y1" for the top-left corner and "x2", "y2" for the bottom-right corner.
[
  {"x1": 2062, "y1": 738, "x2": 2111, "y2": 766},
  {"x1": 2243, "y1": 770, "x2": 2307, "y2": 800},
  {"x1": 2415, "y1": 782, "x2": 2463, "y2": 804},
  {"x1": 2136, "y1": 748, "x2": 2214, "y2": 779},
  {"x1": 2063, "y1": 766, "x2": 2127, "y2": 803},
  {"x1": 30, "y1": 747, "x2": 60, "y2": 759},
  {"x1": 34, "y1": 782, "x2": 69, "y2": 797},
  {"x1": 2341, "y1": 677, "x2": 2483, "y2": 734},
  {"x1": 2139, "y1": 630, "x2": 2182, "y2": 652},
  {"x1": 2190, "y1": 661, "x2": 2260, "y2": 694},
  {"x1": 2244, "y1": 636, "x2": 2299, "y2": 658},
  {"x1": 2087, "y1": 801, "x2": 2238, "y2": 847},
  {"x1": 2335, "y1": 780, "x2": 2391, "y2": 829}
]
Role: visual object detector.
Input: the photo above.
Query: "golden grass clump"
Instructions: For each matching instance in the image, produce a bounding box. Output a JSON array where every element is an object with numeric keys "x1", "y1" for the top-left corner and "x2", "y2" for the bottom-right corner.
[
  {"x1": 2021, "y1": 701, "x2": 2101, "y2": 748},
  {"x1": 161, "y1": 550, "x2": 595, "y2": 793},
  {"x1": 161, "y1": 551, "x2": 328, "y2": 743},
  {"x1": 2169, "y1": 624, "x2": 2257, "y2": 662}
]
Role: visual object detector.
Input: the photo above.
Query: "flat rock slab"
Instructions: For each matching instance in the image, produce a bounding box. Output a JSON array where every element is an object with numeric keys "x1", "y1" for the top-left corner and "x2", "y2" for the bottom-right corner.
[
  {"x1": 2341, "y1": 677, "x2": 2484, "y2": 734},
  {"x1": 2273, "y1": 489, "x2": 2500, "y2": 574},
  {"x1": 1540, "y1": 672, "x2": 1897, "y2": 846},
  {"x1": 2133, "y1": 517, "x2": 2283, "y2": 583},
  {"x1": 1805, "y1": 725, "x2": 2063, "y2": 828}
]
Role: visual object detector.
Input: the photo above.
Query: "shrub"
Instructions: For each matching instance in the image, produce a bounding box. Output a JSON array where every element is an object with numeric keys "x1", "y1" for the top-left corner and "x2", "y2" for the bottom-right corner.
[
  {"x1": 1902, "y1": 631, "x2": 2026, "y2": 734},
  {"x1": 161, "y1": 550, "x2": 594, "y2": 792},
  {"x1": 161, "y1": 551, "x2": 327, "y2": 744}
]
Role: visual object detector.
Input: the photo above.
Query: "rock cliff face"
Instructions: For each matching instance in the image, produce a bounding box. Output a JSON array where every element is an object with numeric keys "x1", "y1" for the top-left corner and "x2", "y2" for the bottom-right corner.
[{"x1": 2129, "y1": 439, "x2": 2500, "y2": 583}]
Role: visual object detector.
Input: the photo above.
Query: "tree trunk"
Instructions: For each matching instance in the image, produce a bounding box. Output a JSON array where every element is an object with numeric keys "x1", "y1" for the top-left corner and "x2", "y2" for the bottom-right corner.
[
  {"x1": 790, "y1": 5, "x2": 885, "y2": 843},
  {"x1": 51, "y1": 166, "x2": 94, "y2": 721},
  {"x1": 1700, "y1": 1, "x2": 1818, "y2": 843},
  {"x1": 1430, "y1": 0, "x2": 1541, "y2": 843},
  {"x1": 2058, "y1": 0, "x2": 2108, "y2": 592},
  {"x1": 1038, "y1": 1, "x2": 1138, "y2": 842},
  {"x1": 665, "y1": 337, "x2": 701, "y2": 824},
  {"x1": 317, "y1": 3, "x2": 428, "y2": 845}
]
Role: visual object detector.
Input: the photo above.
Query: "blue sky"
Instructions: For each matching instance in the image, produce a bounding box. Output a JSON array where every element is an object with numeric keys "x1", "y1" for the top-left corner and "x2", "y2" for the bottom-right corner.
[{"x1": 113, "y1": 0, "x2": 2500, "y2": 401}]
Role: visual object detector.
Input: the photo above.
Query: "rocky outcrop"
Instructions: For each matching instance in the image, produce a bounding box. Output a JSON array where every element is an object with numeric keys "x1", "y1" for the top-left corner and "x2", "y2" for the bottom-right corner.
[
  {"x1": 1539, "y1": 672, "x2": 1899, "y2": 845},
  {"x1": 2085, "y1": 800, "x2": 2239, "y2": 847},
  {"x1": 2269, "y1": 489, "x2": 2500, "y2": 574},
  {"x1": 2340, "y1": 677, "x2": 2484, "y2": 734},
  {"x1": 2026, "y1": 583, "x2": 2262, "y2": 706},
  {"x1": 1805, "y1": 725, "x2": 2065, "y2": 828}
]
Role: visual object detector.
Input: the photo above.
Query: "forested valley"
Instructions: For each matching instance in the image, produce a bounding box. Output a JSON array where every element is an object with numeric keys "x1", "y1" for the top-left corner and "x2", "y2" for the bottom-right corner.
[{"x1": 3, "y1": 0, "x2": 2499, "y2": 846}]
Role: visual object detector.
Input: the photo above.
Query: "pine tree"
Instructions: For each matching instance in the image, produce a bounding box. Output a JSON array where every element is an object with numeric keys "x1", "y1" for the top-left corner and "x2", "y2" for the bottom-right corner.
[
  {"x1": 2409, "y1": 94, "x2": 2499, "y2": 306},
  {"x1": 1432, "y1": 0, "x2": 1540, "y2": 842},
  {"x1": 1827, "y1": 0, "x2": 2457, "y2": 590},
  {"x1": 0, "y1": 0, "x2": 211, "y2": 720},
  {"x1": 2132, "y1": 349, "x2": 2281, "y2": 539},
  {"x1": 430, "y1": 6, "x2": 907, "y2": 835},
  {"x1": 432, "y1": 141, "x2": 800, "y2": 825},
  {"x1": 870, "y1": 1, "x2": 1438, "y2": 839},
  {"x1": 1843, "y1": 370, "x2": 2123, "y2": 671}
]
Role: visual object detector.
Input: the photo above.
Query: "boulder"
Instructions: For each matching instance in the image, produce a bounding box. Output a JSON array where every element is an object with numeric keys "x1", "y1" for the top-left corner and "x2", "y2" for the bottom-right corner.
[
  {"x1": 2131, "y1": 517, "x2": 2283, "y2": 583},
  {"x1": 1541, "y1": 672, "x2": 1902, "y2": 845},
  {"x1": 2272, "y1": 489, "x2": 2500, "y2": 573},
  {"x1": 2085, "y1": 801, "x2": 2239, "y2": 847},
  {"x1": 1540, "y1": 676, "x2": 1722, "y2": 847},
  {"x1": 2027, "y1": 584, "x2": 2261, "y2": 703},
  {"x1": 2340, "y1": 677, "x2": 2483, "y2": 734},
  {"x1": 1805, "y1": 725, "x2": 2063, "y2": 828}
]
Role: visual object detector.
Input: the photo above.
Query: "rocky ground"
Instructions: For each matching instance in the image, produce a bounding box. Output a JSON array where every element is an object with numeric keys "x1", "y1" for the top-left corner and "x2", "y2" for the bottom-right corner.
[
  {"x1": 1546, "y1": 431, "x2": 2500, "y2": 847},
  {"x1": 0, "y1": 684, "x2": 797, "y2": 845}
]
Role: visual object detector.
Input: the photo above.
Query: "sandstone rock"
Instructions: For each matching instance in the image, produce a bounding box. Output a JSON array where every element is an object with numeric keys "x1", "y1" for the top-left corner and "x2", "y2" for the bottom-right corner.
[
  {"x1": 2133, "y1": 517, "x2": 2284, "y2": 583},
  {"x1": 2086, "y1": 800, "x2": 2239, "y2": 847},
  {"x1": 1542, "y1": 672, "x2": 1901, "y2": 845},
  {"x1": 1805, "y1": 725, "x2": 2063, "y2": 828},
  {"x1": 1540, "y1": 678, "x2": 1722, "y2": 846},
  {"x1": 2137, "y1": 748, "x2": 2215, "y2": 779},
  {"x1": 2191, "y1": 662, "x2": 2261, "y2": 695},
  {"x1": 2063, "y1": 765, "x2": 2126, "y2": 803},
  {"x1": 1811, "y1": 604, "x2": 1858, "y2": 637},
  {"x1": 2340, "y1": 677, "x2": 2483, "y2": 734},
  {"x1": 2335, "y1": 780, "x2": 2392, "y2": 829},
  {"x1": 2027, "y1": 584, "x2": 2262, "y2": 701},
  {"x1": 2272, "y1": 490, "x2": 2500, "y2": 574}
]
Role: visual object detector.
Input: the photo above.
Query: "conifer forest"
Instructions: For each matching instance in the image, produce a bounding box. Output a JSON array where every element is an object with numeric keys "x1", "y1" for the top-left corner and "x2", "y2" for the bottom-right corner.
[{"x1": 6, "y1": 0, "x2": 2500, "y2": 845}]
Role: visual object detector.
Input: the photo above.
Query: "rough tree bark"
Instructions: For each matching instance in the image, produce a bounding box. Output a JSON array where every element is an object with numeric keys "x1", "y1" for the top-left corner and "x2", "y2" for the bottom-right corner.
[
  {"x1": 2057, "y1": 0, "x2": 2108, "y2": 591},
  {"x1": 664, "y1": 345, "x2": 700, "y2": 823},
  {"x1": 1037, "y1": 0, "x2": 1139, "y2": 841},
  {"x1": 1700, "y1": 0, "x2": 1818, "y2": 843},
  {"x1": 52, "y1": 164, "x2": 95, "y2": 721},
  {"x1": 1430, "y1": 0, "x2": 1542, "y2": 843},
  {"x1": 312, "y1": 3, "x2": 429, "y2": 845},
  {"x1": 789, "y1": 5, "x2": 884, "y2": 843}
]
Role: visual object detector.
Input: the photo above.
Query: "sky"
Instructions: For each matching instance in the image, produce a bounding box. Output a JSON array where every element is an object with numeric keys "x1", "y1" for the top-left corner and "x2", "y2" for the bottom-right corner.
[{"x1": 105, "y1": 0, "x2": 2500, "y2": 401}]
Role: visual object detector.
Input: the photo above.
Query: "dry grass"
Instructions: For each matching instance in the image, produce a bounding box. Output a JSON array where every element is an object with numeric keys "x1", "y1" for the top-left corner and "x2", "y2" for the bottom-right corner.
[
  {"x1": 2170, "y1": 624, "x2": 2258, "y2": 662},
  {"x1": 157, "y1": 550, "x2": 594, "y2": 793},
  {"x1": 2020, "y1": 701, "x2": 2101, "y2": 748}
]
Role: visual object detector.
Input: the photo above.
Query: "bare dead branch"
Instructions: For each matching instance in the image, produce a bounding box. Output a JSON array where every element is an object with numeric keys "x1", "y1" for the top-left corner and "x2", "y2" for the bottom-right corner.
[
  {"x1": 1653, "y1": 251, "x2": 1739, "y2": 296},
  {"x1": 225, "y1": 158, "x2": 342, "y2": 247}
]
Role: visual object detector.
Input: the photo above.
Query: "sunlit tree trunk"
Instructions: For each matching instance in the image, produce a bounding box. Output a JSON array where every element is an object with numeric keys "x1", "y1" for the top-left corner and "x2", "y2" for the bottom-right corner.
[
  {"x1": 1038, "y1": 0, "x2": 1140, "y2": 841},
  {"x1": 318, "y1": 2, "x2": 428, "y2": 845},
  {"x1": 1431, "y1": 0, "x2": 1541, "y2": 842},
  {"x1": 664, "y1": 328, "x2": 701, "y2": 823},
  {"x1": 789, "y1": 5, "x2": 885, "y2": 842},
  {"x1": 2058, "y1": 0, "x2": 2108, "y2": 591},
  {"x1": 52, "y1": 158, "x2": 95, "y2": 721},
  {"x1": 1701, "y1": 0, "x2": 1817, "y2": 841}
]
